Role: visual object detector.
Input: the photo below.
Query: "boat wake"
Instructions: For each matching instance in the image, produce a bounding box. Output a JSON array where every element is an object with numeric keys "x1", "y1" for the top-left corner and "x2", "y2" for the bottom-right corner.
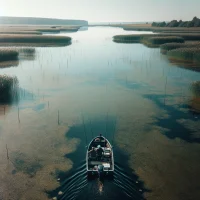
[{"x1": 53, "y1": 161, "x2": 145, "y2": 200}]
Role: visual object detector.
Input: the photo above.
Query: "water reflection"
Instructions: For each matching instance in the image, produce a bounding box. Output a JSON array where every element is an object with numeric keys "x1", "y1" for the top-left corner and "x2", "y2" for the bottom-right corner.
[{"x1": 18, "y1": 48, "x2": 36, "y2": 61}]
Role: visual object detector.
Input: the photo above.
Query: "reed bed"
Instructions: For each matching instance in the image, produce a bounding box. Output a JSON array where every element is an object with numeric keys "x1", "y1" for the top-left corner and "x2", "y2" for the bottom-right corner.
[
  {"x1": 0, "y1": 31, "x2": 42, "y2": 35},
  {"x1": 0, "y1": 48, "x2": 19, "y2": 61},
  {"x1": 160, "y1": 42, "x2": 200, "y2": 54},
  {"x1": 0, "y1": 60, "x2": 19, "y2": 68},
  {"x1": 0, "y1": 34, "x2": 71, "y2": 44},
  {"x1": 160, "y1": 33, "x2": 200, "y2": 40},
  {"x1": 17, "y1": 48, "x2": 36, "y2": 61},
  {"x1": 120, "y1": 24, "x2": 200, "y2": 32},
  {"x1": 35, "y1": 28, "x2": 60, "y2": 33},
  {"x1": 17, "y1": 47, "x2": 35, "y2": 54},
  {"x1": 191, "y1": 81, "x2": 200, "y2": 97},
  {"x1": 113, "y1": 33, "x2": 200, "y2": 44},
  {"x1": 113, "y1": 35, "x2": 141, "y2": 43},
  {"x1": 143, "y1": 36, "x2": 184, "y2": 47},
  {"x1": 189, "y1": 81, "x2": 200, "y2": 113},
  {"x1": 167, "y1": 47, "x2": 200, "y2": 65},
  {"x1": 0, "y1": 75, "x2": 19, "y2": 104}
]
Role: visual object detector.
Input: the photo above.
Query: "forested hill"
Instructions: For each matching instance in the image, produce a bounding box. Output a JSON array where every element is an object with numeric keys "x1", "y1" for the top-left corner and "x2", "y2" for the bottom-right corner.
[{"x1": 0, "y1": 16, "x2": 88, "y2": 26}]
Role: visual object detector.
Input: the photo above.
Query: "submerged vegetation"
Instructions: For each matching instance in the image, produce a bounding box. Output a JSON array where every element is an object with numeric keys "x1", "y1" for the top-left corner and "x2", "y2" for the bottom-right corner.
[
  {"x1": 0, "y1": 75, "x2": 19, "y2": 104},
  {"x1": 11, "y1": 152, "x2": 42, "y2": 177}
]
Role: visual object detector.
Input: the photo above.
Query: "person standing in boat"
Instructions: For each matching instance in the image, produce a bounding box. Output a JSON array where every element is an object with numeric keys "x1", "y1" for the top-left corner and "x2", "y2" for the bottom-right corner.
[
  {"x1": 88, "y1": 147, "x2": 97, "y2": 159},
  {"x1": 96, "y1": 145, "x2": 104, "y2": 160}
]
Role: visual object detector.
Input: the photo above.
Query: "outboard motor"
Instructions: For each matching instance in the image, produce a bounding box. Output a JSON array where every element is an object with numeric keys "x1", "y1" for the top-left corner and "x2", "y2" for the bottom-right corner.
[{"x1": 98, "y1": 165, "x2": 104, "y2": 180}]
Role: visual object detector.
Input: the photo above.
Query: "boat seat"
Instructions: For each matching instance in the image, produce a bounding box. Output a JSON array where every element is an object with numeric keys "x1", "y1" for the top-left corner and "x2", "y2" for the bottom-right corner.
[{"x1": 89, "y1": 161, "x2": 111, "y2": 166}]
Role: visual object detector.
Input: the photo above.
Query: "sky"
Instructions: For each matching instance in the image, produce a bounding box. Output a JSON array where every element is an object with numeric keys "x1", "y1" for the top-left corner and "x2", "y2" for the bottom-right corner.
[{"x1": 1, "y1": 0, "x2": 200, "y2": 22}]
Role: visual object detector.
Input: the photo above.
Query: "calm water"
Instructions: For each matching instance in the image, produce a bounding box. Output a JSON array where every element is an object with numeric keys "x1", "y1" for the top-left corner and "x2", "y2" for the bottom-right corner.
[{"x1": 0, "y1": 27, "x2": 200, "y2": 200}]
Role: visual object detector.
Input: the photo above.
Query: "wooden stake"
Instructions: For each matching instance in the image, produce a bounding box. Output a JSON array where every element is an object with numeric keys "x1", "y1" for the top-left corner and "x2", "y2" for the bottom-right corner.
[
  {"x1": 6, "y1": 144, "x2": 9, "y2": 160},
  {"x1": 58, "y1": 110, "x2": 60, "y2": 125},
  {"x1": 18, "y1": 107, "x2": 20, "y2": 123}
]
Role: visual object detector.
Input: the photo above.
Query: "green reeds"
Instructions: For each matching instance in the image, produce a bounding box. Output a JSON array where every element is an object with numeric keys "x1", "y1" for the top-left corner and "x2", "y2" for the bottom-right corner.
[
  {"x1": 113, "y1": 33, "x2": 200, "y2": 44},
  {"x1": 0, "y1": 31, "x2": 42, "y2": 35},
  {"x1": 0, "y1": 75, "x2": 19, "y2": 104},
  {"x1": 113, "y1": 35, "x2": 141, "y2": 43},
  {"x1": 160, "y1": 42, "x2": 200, "y2": 54},
  {"x1": 191, "y1": 81, "x2": 200, "y2": 97},
  {"x1": 0, "y1": 35, "x2": 71, "y2": 44},
  {"x1": 143, "y1": 36, "x2": 184, "y2": 47},
  {"x1": 189, "y1": 81, "x2": 200, "y2": 113},
  {"x1": 17, "y1": 47, "x2": 35, "y2": 54},
  {"x1": 167, "y1": 47, "x2": 200, "y2": 65},
  {"x1": 0, "y1": 48, "x2": 19, "y2": 61}
]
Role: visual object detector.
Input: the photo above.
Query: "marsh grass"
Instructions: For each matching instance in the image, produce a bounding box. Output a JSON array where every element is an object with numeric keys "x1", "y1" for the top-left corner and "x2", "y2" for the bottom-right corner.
[
  {"x1": 0, "y1": 48, "x2": 19, "y2": 61},
  {"x1": 160, "y1": 42, "x2": 200, "y2": 54},
  {"x1": 167, "y1": 47, "x2": 200, "y2": 65},
  {"x1": 17, "y1": 48, "x2": 36, "y2": 61},
  {"x1": 142, "y1": 36, "x2": 184, "y2": 47},
  {"x1": 189, "y1": 81, "x2": 200, "y2": 113},
  {"x1": 0, "y1": 34, "x2": 71, "y2": 44},
  {"x1": 17, "y1": 47, "x2": 35, "y2": 54},
  {"x1": 0, "y1": 60, "x2": 19, "y2": 68},
  {"x1": 191, "y1": 81, "x2": 200, "y2": 97},
  {"x1": 0, "y1": 75, "x2": 19, "y2": 104},
  {"x1": 0, "y1": 31, "x2": 42, "y2": 35},
  {"x1": 113, "y1": 33, "x2": 200, "y2": 44}
]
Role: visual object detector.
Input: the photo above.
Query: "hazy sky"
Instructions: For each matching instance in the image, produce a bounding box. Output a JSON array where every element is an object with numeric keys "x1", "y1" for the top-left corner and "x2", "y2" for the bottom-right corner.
[{"x1": 1, "y1": 0, "x2": 199, "y2": 22}]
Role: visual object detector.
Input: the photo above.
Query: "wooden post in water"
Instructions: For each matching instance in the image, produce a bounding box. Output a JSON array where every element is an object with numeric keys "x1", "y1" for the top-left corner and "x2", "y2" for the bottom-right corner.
[
  {"x1": 6, "y1": 144, "x2": 9, "y2": 160},
  {"x1": 58, "y1": 110, "x2": 60, "y2": 125},
  {"x1": 164, "y1": 77, "x2": 168, "y2": 106},
  {"x1": 18, "y1": 107, "x2": 20, "y2": 123}
]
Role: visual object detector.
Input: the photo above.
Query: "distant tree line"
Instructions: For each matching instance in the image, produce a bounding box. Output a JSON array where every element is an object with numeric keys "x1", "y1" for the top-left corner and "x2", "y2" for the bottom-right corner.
[{"x1": 152, "y1": 17, "x2": 200, "y2": 27}]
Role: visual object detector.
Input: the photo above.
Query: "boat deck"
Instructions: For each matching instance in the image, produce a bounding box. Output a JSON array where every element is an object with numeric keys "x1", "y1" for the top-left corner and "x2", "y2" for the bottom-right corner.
[{"x1": 87, "y1": 136, "x2": 114, "y2": 172}]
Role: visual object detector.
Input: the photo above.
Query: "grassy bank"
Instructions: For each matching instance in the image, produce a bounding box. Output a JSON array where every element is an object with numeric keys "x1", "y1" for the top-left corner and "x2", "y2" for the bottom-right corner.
[
  {"x1": 191, "y1": 81, "x2": 200, "y2": 96},
  {"x1": 142, "y1": 36, "x2": 184, "y2": 47},
  {"x1": 116, "y1": 23, "x2": 200, "y2": 32},
  {"x1": 0, "y1": 25, "x2": 81, "y2": 34},
  {"x1": 0, "y1": 48, "x2": 19, "y2": 61},
  {"x1": 167, "y1": 48, "x2": 200, "y2": 65},
  {"x1": 113, "y1": 34, "x2": 185, "y2": 47},
  {"x1": 160, "y1": 42, "x2": 200, "y2": 54},
  {"x1": 0, "y1": 34, "x2": 71, "y2": 45},
  {"x1": 0, "y1": 31, "x2": 42, "y2": 35},
  {"x1": 0, "y1": 75, "x2": 19, "y2": 104},
  {"x1": 0, "y1": 60, "x2": 19, "y2": 68},
  {"x1": 189, "y1": 81, "x2": 200, "y2": 113}
]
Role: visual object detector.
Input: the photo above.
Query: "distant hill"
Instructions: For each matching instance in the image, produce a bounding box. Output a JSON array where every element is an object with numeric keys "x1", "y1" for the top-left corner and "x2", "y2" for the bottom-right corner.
[
  {"x1": 0, "y1": 16, "x2": 88, "y2": 26},
  {"x1": 152, "y1": 17, "x2": 200, "y2": 28}
]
